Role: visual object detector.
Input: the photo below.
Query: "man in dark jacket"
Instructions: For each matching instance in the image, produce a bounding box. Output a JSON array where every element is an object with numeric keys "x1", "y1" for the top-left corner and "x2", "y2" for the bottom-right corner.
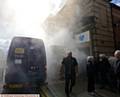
[
  {"x1": 87, "y1": 56, "x2": 96, "y2": 95},
  {"x1": 99, "y1": 54, "x2": 111, "y2": 89},
  {"x1": 61, "y1": 51, "x2": 78, "y2": 97}
]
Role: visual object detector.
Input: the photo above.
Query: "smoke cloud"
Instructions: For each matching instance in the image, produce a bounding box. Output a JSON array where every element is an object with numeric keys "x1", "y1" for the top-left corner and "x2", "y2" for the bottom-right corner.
[
  {"x1": 46, "y1": 30, "x2": 87, "y2": 82},
  {"x1": 0, "y1": 0, "x2": 87, "y2": 83}
]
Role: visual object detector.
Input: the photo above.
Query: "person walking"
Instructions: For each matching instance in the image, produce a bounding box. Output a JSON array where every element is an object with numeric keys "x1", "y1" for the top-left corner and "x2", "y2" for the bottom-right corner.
[{"x1": 61, "y1": 51, "x2": 78, "y2": 97}]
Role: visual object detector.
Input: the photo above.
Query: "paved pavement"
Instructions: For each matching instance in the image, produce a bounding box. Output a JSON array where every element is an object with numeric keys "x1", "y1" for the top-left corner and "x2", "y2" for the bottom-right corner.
[
  {"x1": 0, "y1": 77, "x2": 119, "y2": 97},
  {"x1": 47, "y1": 78, "x2": 120, "y2": 97}
]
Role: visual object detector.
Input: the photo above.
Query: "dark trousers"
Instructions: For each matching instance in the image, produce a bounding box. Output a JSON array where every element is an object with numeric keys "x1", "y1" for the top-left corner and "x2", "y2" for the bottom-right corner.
[
  {"x1": 88, "y1": 76, "x2": 95, "y2": 92},
  {"x1": 65, "y1": 76, "x2": 76, "y2": 97},
  {"x1": 100, "y1": 72, "x2": 108, "y2": 88},
  {"x1": 110, "y1": 73, "x2": 118, "y2": 90}
]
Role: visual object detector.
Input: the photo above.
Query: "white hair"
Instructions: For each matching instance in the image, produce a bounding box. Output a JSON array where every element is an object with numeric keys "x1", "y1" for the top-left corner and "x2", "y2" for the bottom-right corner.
[
  {"x1": 114, "y1": 50, "x2": 120, "y2": 58},
  {"x1": 87, "y1": 56, "x2": 94, "y2": 62},
  {"x1": 99, "y1": 54, "x2": 106, "y2": 58},
  {"x1": 114, "y1": 50, "x2": 120, "y2": 55}
]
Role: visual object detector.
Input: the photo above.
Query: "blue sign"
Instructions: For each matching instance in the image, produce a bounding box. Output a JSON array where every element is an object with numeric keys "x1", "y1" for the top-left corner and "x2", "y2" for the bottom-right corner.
[
  {"x1": 78, "y1": 31, "x2": 90, "y2": 43},
  {"x1": 79, "y1": 35, "x2": 85, "y2": 41}
]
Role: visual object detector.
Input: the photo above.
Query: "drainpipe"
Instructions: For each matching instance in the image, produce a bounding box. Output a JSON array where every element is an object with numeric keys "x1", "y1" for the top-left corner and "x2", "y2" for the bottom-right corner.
[{"x1": 110, "y1": 3, "x2": 117, "y2": 50}]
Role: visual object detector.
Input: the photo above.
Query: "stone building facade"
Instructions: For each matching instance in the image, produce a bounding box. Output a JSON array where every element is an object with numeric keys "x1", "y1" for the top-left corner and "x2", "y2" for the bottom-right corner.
[
  {"x1": 44, "y1": 0, "x2": 120, "y2": 57},
  {"x1": 111, "y1": 3, "x2": 120, "y2": 50},
  {"x1": 74, "y1": 0, "x2": 115, "y2": 56}
]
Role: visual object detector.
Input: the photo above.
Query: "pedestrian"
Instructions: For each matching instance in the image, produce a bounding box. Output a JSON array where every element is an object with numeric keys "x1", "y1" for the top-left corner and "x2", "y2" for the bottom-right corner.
[
  {"x1": 94, "y1": 54, "x2": 100, "y2": 84},
  {"x1": 86, "y1": 56, "x2": 96, "y2": 95},
  {"x1": 61, "y1": 51, "x2": 78, "y2": 97},
  {"x1": 108, "y1": 56, "x2": 117, "y2": 92},
  {"x1": 114, "y1": 50, "x2": 120, "y2": 92},
  {"x1": 98, "y1": 54, "x2": 111, "y2": 89}
]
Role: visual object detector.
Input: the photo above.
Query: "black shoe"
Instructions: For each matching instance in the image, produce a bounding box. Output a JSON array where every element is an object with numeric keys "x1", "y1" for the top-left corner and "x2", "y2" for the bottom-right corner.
[
  {"x1": 66, "y1": 94, "x2": 70, "y2": 97},
  {"x1": 70, "y1": 87, "x2": 72, "y2": 93},
  {"x1": 88, "y1": 92, "x2": 95, "y2": 96},
  {"x1": 99, "y1": 86, "x2": 105, "y2": 89}
]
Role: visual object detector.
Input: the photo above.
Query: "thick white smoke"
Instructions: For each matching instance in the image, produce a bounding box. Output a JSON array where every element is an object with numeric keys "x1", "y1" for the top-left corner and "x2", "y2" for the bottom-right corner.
[
  {"x1": 0, "y1": 0, "x2": 69, "y2": 83},
  {"x1": 0, "y1": 0, "x2": 87, "y2": 83},
  {"x1": 0, "y1": 0, "x2": 67, "y2": 39},
  {"x1": 0, "y1": 0, "x2": 67, "y2": 56},
  {"x1": 46, "y1": 31, "x2": 87, "y2": 82}
]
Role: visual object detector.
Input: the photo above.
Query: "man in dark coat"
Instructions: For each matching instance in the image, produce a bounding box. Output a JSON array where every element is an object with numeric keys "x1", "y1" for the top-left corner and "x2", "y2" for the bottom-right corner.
[
  {"x1": 99, "y1": 54, "x2": 111, "y2": 89},
  {"x1": 86, "y1": 56, "x2": 96, "y2": 95},
  {"x1": 61, "y1": 52, "x2": 78, "y2": 97}
]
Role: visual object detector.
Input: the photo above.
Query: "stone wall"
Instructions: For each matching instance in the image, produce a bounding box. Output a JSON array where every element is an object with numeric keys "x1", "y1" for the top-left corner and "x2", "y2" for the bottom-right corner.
[
  {"x1": 44, "y1": 0, "x2": 115, "y2": 56},
  {"x1": 93, "y1": 0, "x2": 114, "y2": 56}
]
